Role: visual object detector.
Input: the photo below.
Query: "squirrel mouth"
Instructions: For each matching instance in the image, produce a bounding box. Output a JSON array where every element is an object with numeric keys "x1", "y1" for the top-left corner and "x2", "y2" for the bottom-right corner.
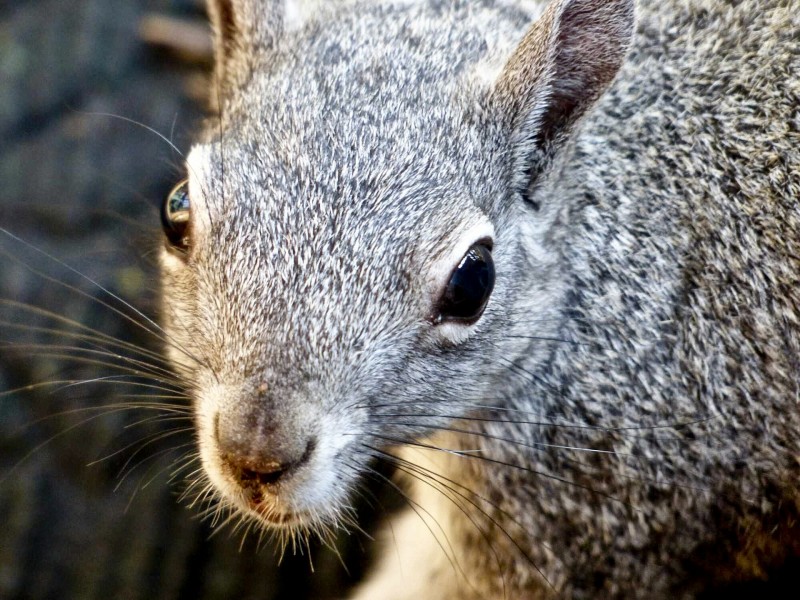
[
  {"x1": 250, "y1": 505, "x2": 305, "y2": 527},
  {"x1": 244, "y1": 492, "x2": 306, "y2": 527},
  {"x1": 214, "y1": 451, "x2": 318, "y2": 529}
]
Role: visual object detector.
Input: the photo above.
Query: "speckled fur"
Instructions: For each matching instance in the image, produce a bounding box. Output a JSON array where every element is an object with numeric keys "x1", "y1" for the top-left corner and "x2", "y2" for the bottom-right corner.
[{"x1": 160, "y1": 1, "x2": 800, "y2": 598}]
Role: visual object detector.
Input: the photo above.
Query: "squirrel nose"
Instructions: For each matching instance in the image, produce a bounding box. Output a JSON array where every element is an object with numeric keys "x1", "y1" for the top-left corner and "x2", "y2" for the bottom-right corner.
[{"x1": 215, "y1": 413, "x2": 316, "y2": 489}]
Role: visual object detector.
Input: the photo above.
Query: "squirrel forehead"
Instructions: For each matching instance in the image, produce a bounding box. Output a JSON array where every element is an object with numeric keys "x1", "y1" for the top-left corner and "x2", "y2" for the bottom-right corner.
[
  {"x1": 187, "y1": 139, "x2": 488, "y2": 271},
  {"x1": 207, "y1": 2, "x2": 525, "y2": 154},
  {"x1": 186, "y1": 2, "x2": 527, "y2": 237},
  {"x1": 242, "y1": 2, "x2": 521, "y2": 92},
  {"x1": 187, "y1": 101, "x2": 503, "y2": 261}
]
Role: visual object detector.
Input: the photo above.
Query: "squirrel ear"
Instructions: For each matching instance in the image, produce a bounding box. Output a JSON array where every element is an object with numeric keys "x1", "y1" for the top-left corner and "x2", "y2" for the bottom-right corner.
[
  {"x1": 206, "y1": 0, "x2": 302, "y2": 87},
  {"x1": 493, "y1": 0, "x2": 634, "y2": 206}
]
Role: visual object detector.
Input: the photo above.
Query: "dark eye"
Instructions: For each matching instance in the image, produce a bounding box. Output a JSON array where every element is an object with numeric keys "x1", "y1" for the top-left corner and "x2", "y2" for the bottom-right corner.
[
  {"x1": 161, "y1": 179, "x2": 191, "y2": 251},
  {"x1": 436, "y1": 242, "x2": 495, "y2": 324}
]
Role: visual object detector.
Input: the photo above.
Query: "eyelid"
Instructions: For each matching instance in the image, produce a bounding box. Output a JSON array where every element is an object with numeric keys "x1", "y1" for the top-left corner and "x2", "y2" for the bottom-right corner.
[
  {"x1": 162, "y1": 179, "x2": 192, "y2": 253},
  {"x1": 426, "y1": 220, "x2": 495, "y2": 297}
]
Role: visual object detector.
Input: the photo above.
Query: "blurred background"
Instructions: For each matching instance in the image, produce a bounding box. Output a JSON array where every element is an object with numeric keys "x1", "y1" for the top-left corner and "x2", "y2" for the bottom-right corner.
[{"x1": 0, "y1": 1, "x2": 383, "y2": 598}]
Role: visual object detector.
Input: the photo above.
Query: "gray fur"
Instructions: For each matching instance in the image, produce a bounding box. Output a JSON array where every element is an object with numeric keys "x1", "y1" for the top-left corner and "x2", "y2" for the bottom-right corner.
[{"x1": 160, "y1": 0, "x2": 800, "y2": 597}]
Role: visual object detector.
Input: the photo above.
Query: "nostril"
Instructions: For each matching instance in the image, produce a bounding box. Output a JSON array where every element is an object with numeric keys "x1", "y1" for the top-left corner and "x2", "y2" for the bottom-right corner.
[
  {"x1": 219, "y1": 437, "x2": 317, "y2": 488},
  {"x1": 238, "y1": 460, "x2": 291, "y2": 487},
  {"x1": 300, "y1": 437, "x2": 316, "y2": 465}
]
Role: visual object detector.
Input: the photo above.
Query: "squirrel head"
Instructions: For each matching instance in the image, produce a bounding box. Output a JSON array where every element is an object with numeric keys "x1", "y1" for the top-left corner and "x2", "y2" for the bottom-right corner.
[{"x1": 160, "y1": 0, "x2": 633, "y2": 532}]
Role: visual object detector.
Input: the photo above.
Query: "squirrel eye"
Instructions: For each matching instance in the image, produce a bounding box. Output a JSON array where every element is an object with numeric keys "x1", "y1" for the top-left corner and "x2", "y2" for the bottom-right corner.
[
  {"x1": 161, "y1": 179, "x2": 191, "y2": 251},
  {"x1": 436, "y1": 243, "x2": 495, "y2": 324}
]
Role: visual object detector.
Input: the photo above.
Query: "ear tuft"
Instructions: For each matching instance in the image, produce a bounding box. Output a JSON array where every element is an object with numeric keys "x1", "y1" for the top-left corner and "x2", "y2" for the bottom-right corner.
[{"x1": 494, "y1": 0, "x2": 635, "y2": 205}]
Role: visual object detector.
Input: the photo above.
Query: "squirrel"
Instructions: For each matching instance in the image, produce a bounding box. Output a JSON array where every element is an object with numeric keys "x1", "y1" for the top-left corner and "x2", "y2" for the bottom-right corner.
[{"x1": 156, "y1": 0, "x2": 800, "y2": 598}]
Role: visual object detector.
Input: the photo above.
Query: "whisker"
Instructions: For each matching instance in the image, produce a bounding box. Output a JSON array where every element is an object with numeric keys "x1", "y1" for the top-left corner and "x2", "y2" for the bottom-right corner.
[
  {"x1": 74, "y1": 111, "x2": 185, "y2": 158},
  {"x1": 367, "y1": 398, "x2": 712, "y2": 434},
  {"x1": 0, "y1": 228, "x2": 210, "y2": 371},
  {"x1": 374, "y1": 418, "x2": 633, "y2": 456},
  {"x1": 123, "y1": 439, "x2": 198, "y2": 492},
  {"x1": 89, "y1": 426, "x2": 193, "y2": 473},
  {"x1": 357, "y1": 461, "x2": 468, "y2": 585},
  {"x1": 1, "y1": 405, "x2": 179, "y2": 485},
  {"x1": 2, "y1": 340, "x2": 179, "y2": 381},
  {"x1": 0, "y1": 375, "x2": 187, "y2": 401},
  {"x1": 366, "y1": 432, "x2": 639, "y2": 511},
  {"x1": 368, "y1": 445, "x2": 558, "y2": 596},
  {"x1": 0, "y1": 300, "x2": 170, "y2": 366},
  {"x1": 10, "y1": 401, "x2": 188, "y2": 437}
]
